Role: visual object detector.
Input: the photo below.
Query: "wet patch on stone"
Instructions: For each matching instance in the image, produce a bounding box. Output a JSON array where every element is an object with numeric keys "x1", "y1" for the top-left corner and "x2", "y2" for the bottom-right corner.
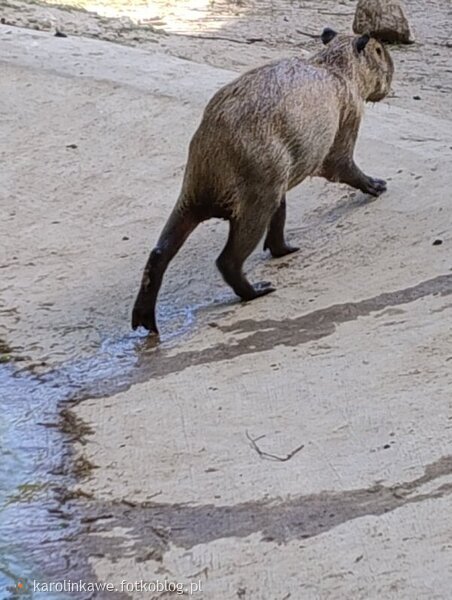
[
  {"x1": 129, "y1": 272, "x2": 452, "y2": 381},
  {"x1": 2, "y1": 273, "x2": 451, "y2": 595},
  {"x1": 63, "y1": 455, "x2": 452, "y2": 562}
]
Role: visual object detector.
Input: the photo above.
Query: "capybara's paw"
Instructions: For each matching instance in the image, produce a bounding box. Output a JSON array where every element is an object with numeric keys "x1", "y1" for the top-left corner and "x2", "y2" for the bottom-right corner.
[
  {"x1": 252, "y1": 281, "x2": 276, "y2": 298},
  {"x1": 269, "y1": 244, "x2": 300, "y2": 258},
  {"x1": 363, "y1": 177, "x2": 387, "y2": 196},
  {"x1": 240, "y1": 281, "x2": 275, "y2": 302},
  {"x1": 131, "y1": 306, "x2": 159, "y2": 335}
]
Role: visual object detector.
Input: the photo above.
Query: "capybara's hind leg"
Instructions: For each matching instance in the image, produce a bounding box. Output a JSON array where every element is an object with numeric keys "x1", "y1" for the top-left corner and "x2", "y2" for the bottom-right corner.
[
  {"x1": 263, "y1": 195, "x2": 299, "y2": 258},
  {"x1": 216, "y1": 211, "x2": 275, "y2": 301},
  {"x1": 132, "y1": 209, "x2": 197, "y2": 334}
]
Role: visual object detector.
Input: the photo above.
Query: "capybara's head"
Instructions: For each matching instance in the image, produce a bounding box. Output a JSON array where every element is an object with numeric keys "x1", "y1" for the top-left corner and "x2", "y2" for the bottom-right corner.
[{"x1": 318, "y1": 28, "x2": 394, "y2": 102}]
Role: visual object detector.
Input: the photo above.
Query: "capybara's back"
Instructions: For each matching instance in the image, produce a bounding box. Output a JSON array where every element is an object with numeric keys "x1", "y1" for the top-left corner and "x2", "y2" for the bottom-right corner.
[{"x1": 132, "y1": 28, "x2": 394, "y2": 334}]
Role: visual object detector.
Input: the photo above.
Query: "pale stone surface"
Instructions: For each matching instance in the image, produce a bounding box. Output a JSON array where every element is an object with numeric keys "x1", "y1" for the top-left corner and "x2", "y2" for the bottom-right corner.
[{"x1": 2, "y1": 24, "x2": 451, "y2": 600}]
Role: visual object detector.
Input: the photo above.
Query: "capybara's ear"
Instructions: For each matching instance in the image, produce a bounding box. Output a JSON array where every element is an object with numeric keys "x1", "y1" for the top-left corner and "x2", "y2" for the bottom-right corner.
[
  {"x1": 355, "y1": 33, "x2": 370, "y2": 53},
  {"x1": 321, "y1": 28, "x2": 337, "y2": 45}
]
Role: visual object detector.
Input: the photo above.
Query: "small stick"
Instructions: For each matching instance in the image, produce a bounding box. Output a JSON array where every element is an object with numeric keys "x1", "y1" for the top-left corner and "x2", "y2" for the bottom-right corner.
[
  {"x1": 318, "y1": 10, "x2": 355, "y2": 17},
  {"x1": 178, "y1": 33, "x2": 265, "y2": 45},
  {"x1": 296, "y1": 29, "x2": 320, "y2": 39},
  {"x1": 246, "y1": 431, "x2": 304, "y2": 462}
]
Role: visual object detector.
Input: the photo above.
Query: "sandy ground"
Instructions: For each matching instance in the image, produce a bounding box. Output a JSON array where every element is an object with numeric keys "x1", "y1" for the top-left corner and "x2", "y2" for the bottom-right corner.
[
  {"x1": 1, "y1": 1, "x2": 452, "y2": 598},
  {"x1": 1, "y1": 0, "x2": 451, "y2": 367},
  {"x1": 1, "y1": 0, "x2": 451, "y2": 119}
]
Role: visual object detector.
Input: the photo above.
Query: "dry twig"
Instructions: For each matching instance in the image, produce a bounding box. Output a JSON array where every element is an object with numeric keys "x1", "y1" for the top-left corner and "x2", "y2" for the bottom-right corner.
[
  {"x1": 246, "y1": 431, "x2": 304, "y2": 462},
  {"x1": 179, "y1": 33, "x2": 264, "y2": 45},
  {"x1": 296, "y1": 29, "x2": 320, "y2": 39}
]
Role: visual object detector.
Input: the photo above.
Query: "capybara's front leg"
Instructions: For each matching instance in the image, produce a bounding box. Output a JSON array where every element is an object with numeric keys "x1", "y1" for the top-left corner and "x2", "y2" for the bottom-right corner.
[{"x1": 336, "y1": 160, "x2": 387, "y2": 197}]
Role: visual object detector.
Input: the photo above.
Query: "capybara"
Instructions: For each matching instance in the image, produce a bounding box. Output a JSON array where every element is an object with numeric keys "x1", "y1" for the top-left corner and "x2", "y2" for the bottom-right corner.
[{"x1": 132, "y1": 29, "x2": 394, "y2": 334}]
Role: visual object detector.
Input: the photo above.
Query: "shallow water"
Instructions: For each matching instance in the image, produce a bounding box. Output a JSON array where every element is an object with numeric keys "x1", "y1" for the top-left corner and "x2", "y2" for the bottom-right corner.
[
  {"x1": 0, "y1": 296, "x2": 223, "y2": 598},
  {"x1": 0, "y1": 365, "x2": 66, "y2": 598}
]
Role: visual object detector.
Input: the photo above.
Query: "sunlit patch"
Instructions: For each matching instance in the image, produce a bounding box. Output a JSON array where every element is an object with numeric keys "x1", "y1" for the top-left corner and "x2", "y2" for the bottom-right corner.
[{"x1": 45, "y1": 0, "x2": 229, "y2": 34}]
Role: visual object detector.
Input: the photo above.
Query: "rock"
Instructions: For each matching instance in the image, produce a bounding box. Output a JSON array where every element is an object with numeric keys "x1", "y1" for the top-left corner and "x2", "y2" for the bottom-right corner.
[{"x1": 353, "y1": 0, "x2": 415, "y2": 44}]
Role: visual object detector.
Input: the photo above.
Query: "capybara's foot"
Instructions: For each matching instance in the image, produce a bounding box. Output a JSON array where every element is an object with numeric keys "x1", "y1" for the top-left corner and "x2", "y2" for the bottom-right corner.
[
  {"x1": 363, "y1": 177, "x2": 387, "y2": 196},
  {"x1": 265, "y1": 243, "x2": 300, "y2": 258},
  {"x1": 241, "y1": 281, "x2": 276, "y2": 301},
  {"x1": 131, "y1": 305, "x2": 159, "y2": 335}
]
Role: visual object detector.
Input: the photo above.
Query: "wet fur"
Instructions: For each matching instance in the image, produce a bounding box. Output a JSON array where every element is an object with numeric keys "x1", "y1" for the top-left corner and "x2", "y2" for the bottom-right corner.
[{"x1": 132, "y1": 31, "x2": 394, "y2": 334}]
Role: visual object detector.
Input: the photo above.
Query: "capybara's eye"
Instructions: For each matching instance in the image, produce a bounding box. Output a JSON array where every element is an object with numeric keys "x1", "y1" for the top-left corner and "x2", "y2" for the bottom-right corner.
[{"x1": 376, "y1": 47, "x2": 382, "y2": 56}]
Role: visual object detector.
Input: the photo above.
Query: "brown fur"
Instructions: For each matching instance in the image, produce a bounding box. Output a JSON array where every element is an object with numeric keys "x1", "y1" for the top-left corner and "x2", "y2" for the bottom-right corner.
[{"x1": 132, "y1": 30, "x2": 394, "y2": 334}]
